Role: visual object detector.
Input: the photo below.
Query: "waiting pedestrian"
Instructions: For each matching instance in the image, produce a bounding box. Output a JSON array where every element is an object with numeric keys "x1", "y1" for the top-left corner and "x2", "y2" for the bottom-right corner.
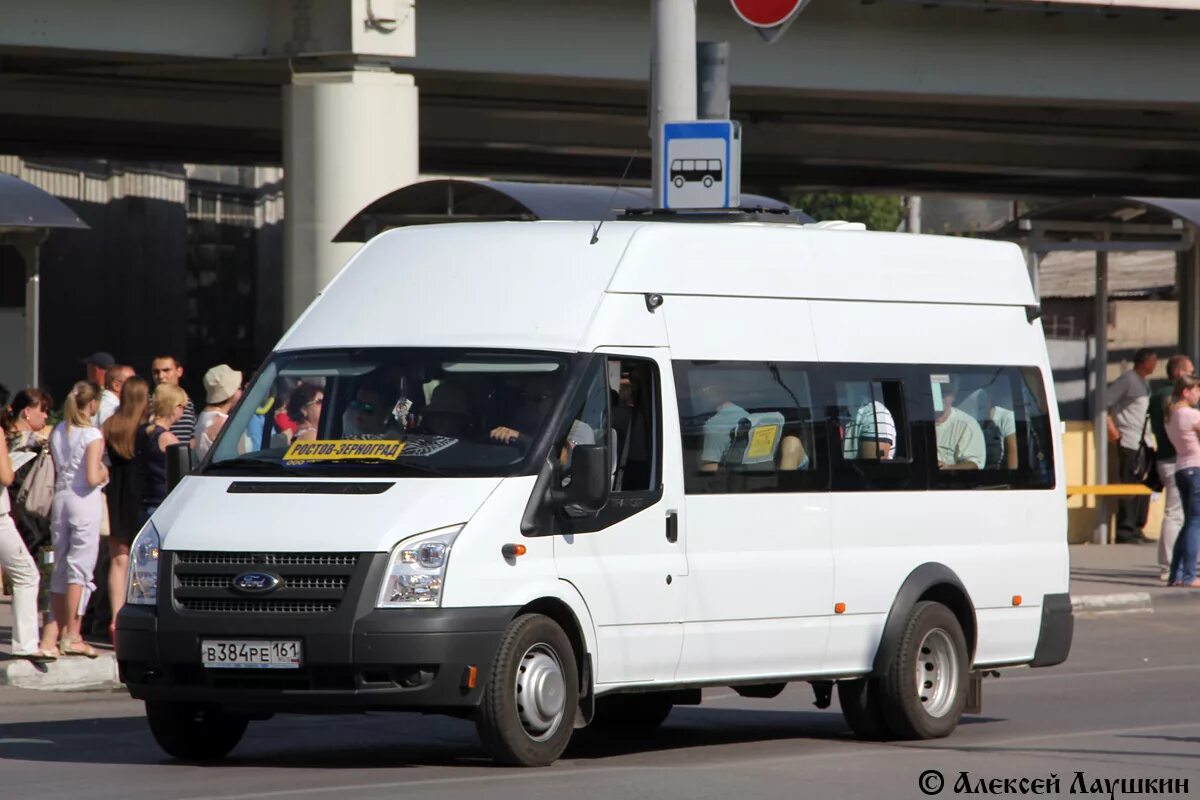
[
  {"x1": 1165, "y1": 373, "x2": 1200, "y2": 588},
  {"x1": 39, "y1": 382, "x2": 108, "y2": 658},
  {"x1": 1150, "y1": 354, "x2": 1196, "y2": 579},
  {"x1": 137, "y1": 383, "x2": 187, "y2": 521},
  {"x1": 101, "y1": 375, "x2": 150, "y2": 634},
  {"x1": 2, "y1": 388, "x2": 54, "y2": 552},
  {"x1": 0, "y1": 417, "x2": 52, "y2": 662},
  {"x1": 1106, "y1": 348, "x2": 1157, "y2": 544},
  {"x1": 97, "y1": 364, "x2": 133, "y2": 427},
  {"x1": 192, "y1": 365, "x2": 243, "y2": 461},
  {"x1": 150, "y1": 355, "x2": 197, "y2": 444},
  {"x1": 82, "y1": 352, "x2": 114, "y2": 392}
]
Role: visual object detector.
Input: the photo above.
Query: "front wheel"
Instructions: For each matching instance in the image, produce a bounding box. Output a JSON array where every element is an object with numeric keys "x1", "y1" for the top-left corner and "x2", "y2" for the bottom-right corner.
[
  {"x1": 145, "y1": 701, "x2": 248, "y2": 761},
  {"x1": 878, "y1": 601, "x2": 968, "y2": 739},
  {"x1": 475, "y1": 613, "x2": 579, "y2": 767}
]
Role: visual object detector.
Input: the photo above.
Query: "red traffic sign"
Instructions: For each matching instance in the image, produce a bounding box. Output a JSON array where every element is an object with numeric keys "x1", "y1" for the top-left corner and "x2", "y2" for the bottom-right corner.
[{"x1": 730, "y1": 0, "x2": 804, "y2": 28}]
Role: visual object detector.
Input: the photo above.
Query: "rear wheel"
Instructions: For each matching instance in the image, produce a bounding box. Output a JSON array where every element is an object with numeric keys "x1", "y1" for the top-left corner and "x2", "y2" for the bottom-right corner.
[
  {"x1": 589, "y1": 692, "x2": 674, "y2": 735},
  {"x1": 145, "y1": 701, "x2": 248, "y2": 761},
  {"x1": 837, "y1": 678, "x2": 891, "y2": 740},
  {"x1": 878, "y1": 601, "x2": 968, "y2": 739},
  {"x1": 475, "y1": 613, "x2": 579, "y2": 767}
]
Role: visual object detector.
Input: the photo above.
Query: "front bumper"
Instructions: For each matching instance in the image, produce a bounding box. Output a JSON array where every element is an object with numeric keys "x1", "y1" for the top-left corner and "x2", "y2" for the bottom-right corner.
[{"x1": 115, "y1": 550, "x2": 518, "y2": 714}]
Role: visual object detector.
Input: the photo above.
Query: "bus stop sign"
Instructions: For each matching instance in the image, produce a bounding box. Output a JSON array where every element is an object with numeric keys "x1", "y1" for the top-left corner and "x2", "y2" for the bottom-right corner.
[{"x1": 662, "y1": 120, "x2": 741, "y2": 210}]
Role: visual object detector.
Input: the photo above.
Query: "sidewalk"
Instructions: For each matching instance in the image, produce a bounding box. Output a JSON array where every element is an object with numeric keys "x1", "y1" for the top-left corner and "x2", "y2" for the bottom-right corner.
[
  {"x1": 0, "y1": 598, "x2": 118, "y2": 691},
  {"x1": 1067, "y1": 541, "x2": 1200, "y2": 613},
  {"x1": 2, "y1": 544, "x2": 1194, "y2": 691}
]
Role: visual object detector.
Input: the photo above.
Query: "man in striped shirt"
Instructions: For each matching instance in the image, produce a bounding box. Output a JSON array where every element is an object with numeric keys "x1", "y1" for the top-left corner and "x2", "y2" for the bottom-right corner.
[{"x1": 151, "y1": 355, "x2": 197, "y2": 444}]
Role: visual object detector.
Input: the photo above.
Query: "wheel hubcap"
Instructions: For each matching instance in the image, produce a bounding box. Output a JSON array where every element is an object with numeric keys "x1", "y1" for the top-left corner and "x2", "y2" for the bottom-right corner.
[
  {"x1": 514, "y1": 643, "x2": 566, "y2": 741},
  {"x1": 915, "y1": 628, "x2": 958, "y2": 718}
]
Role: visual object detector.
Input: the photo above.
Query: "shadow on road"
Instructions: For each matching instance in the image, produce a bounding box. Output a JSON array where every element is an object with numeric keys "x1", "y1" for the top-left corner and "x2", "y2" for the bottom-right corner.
[{"x1": 0, "y1": 704, "x2": 1012, "y2": 770}]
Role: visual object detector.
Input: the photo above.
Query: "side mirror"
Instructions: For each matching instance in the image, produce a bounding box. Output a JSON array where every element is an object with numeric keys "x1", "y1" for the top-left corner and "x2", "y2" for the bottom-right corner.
[
  {"x1": 556, "y1": 444, "x2": 610, "y2": 515},
  {"x1": 165, "y1": 443, "x2": 193, "y2": 491}
]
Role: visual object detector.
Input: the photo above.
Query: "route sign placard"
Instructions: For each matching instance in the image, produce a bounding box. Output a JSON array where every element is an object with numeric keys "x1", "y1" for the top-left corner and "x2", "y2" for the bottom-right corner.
[{"x1": 662, "y1": 120, "x2": 741, "y2": 209}]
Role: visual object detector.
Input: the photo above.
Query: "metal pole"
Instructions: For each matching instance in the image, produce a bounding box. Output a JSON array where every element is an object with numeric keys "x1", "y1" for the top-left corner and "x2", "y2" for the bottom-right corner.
[
  {"x1": 651, "y1": 0, "x2": 697, "y2": 207},
  {"x1": 1184, "y1": 238, "x2": 1200, "y2": 360},
  {"x1": 1093, "y1": 250, "x2": 1109, "y2": 545},
  {"x1": 907, "y1": 196, "x2": 922, "y2": 234},
  {"x1": 17, "y1": 237, "x2": 41, "y2": 388},
  {"x1": 697, "y1": 41, "x2": 730, "y2": 120}
]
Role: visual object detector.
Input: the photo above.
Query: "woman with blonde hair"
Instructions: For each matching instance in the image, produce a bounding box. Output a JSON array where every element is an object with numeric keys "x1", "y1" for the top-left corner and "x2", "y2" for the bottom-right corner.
[
  {"x1": 102, "y1": 375, "x2": 150, "y2": 631},
  {"x1": 1165, "y1": 373, "x2": 1200, "y2": 588},
  {"x1": 39, "y1": 381, "x2": 108, "y2": 658},
  {"x1": 136, "y1": 383, "x2": 187, "y2": 521}
]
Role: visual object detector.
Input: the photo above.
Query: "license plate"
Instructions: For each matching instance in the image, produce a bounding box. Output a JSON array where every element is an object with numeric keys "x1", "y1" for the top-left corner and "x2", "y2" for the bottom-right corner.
[{"x1": 201, "y1": 639, "x2": 303, "y2": 669}]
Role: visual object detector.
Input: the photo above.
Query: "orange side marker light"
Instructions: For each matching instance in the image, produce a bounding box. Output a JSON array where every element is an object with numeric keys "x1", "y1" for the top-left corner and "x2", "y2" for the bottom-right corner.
[
  {"x1": 1012, "y1": 595, "x2": 1022, "y2": 607},
  {"x1": 834, "y1": 602, "x2": 846, "y2": 614},
  {"x1": 502, "y1": 543, "x2": 527, "y2": 559}
]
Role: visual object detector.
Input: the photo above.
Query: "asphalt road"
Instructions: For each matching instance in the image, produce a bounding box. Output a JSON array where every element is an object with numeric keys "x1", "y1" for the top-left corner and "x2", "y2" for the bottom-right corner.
[{"x1": 2, "y1": 608, "x2": 1197, "y2": 800}]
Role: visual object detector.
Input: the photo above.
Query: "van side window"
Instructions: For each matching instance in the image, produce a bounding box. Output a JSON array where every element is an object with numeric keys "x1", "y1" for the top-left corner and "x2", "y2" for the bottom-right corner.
[
  {"x1": 610, "y1": 357, "x2": 661, "y2": 493},
  {"x1": 828, "y1": 369, "x2": 921, "y2": 492},
  {"x1": 919, "y1": 366, "x2": 1056, "y2": 490},
  {"x1": 674, "y1": 361, "x2": 824, "y2": 495}
]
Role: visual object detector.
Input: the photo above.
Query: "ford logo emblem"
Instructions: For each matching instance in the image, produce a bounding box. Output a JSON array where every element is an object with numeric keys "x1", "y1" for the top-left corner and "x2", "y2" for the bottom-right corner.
[{"x1": 232, "y1": 571, "x2": 281, "y2": 594}]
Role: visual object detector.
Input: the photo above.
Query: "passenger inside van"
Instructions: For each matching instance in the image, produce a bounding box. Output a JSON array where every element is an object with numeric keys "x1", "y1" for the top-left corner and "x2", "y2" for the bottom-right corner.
[
  {"x1": 342, "y1": 381, "x2": 397, "y2": 437},
  {"x1": 842, "y1": 399, "x2": 896, "y2": 460},
  {"x1": 695, "y1": 372, "x2": 751, "y2": 473},
  {"x1": 935, "y1": 377, "x2": 986, "y2": 470}
]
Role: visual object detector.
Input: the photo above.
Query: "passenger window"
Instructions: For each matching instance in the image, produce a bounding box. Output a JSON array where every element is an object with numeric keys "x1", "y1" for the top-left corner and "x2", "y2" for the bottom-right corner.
[
  {"x1": 922, "y1": 366, "x2": 1056, "y2": 490},
  {"x1": 674, "y1": 361, "x2": 823, "y2": 495}
]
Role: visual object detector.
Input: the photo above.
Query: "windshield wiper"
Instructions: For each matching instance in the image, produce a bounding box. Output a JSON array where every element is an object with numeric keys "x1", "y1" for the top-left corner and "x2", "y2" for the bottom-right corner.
[{"x1": 204, "y1": 456, "x2": 295, "y2": 474}]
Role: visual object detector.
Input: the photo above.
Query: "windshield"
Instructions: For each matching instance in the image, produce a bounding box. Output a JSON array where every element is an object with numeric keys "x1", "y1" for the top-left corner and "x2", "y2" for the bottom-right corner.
[{"x1": 205, "y1": 348, "x2": 578, "y2": 478}]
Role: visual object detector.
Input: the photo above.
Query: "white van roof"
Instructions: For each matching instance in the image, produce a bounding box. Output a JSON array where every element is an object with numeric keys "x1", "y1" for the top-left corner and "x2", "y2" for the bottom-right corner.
[{"x1": 277, "y1": 221, "x2": 1035, "y2": 353}]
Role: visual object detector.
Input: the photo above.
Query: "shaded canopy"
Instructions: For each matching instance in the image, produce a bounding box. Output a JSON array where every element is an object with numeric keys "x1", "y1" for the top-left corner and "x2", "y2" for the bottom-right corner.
[
  {"x1": 0, "y1": 173, "x2": 88, "y2": 232},
  {"x1": 990, "y1": 196, "x2": 1200, "y2": 250},
  {"x1": 335, "y1": 179, "x2": 807, "y2": 242}
]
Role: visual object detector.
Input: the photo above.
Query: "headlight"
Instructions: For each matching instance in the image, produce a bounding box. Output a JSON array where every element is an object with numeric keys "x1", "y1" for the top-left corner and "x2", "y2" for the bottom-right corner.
[
  {"x1": 126, "y1": 521, "x2": 161, "y2": 606},
  {"x1": 377, "y1": 524, "x2": 464, "y2": 608}
]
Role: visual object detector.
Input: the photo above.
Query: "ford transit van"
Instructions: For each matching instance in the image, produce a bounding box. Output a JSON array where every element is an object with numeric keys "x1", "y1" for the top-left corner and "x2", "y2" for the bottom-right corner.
[{"x1": 116, "y1": 220, "x2": 1072, "y2": 766}]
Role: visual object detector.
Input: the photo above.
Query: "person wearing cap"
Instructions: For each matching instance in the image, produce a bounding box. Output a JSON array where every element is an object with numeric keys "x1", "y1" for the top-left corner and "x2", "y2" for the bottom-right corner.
[
  {"x1": 192, "y1": 365, "x2": 243, "y2": 461},
  {"x1": 81, "y1": 352, "x2": 114, "y2": 394}
]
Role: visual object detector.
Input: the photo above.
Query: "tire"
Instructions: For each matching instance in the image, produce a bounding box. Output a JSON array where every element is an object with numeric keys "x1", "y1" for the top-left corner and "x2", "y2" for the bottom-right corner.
[
  {"x1": 589, "y1": 692, "x2": 674, "y2": 735},
  {"x1": 475, "y1": 613, "x2": 579, "y2": 767},
  {"x1": 145, "y1": 701, "x2": 248, "y2": 761},
  {"x1": 673, "y1": 176, "x2": 685, "y2": 188},
  {"x1": 878, "y1": 601, "x2": 969, "y2": 740},
  {"x1": 837, "y1": 678, "x2": 891, "y2": 740},
  {"x1": 702, "y1": 176, "x2": 714, "y2": 188}
]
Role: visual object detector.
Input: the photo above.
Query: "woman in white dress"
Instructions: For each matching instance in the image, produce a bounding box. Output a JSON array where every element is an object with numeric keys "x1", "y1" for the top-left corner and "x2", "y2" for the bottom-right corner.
[{"x1": 39, "y1": 382, "x2": 108, "y2": 658}]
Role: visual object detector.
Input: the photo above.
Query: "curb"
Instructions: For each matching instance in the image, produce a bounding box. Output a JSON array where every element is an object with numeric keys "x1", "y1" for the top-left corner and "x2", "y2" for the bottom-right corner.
[
  {"x1": 1072, "y1": 589, "x2": 1200, "y2": 614},
  {"x1": 0, "y1": 652, "x2": 120, "y2": 691}
]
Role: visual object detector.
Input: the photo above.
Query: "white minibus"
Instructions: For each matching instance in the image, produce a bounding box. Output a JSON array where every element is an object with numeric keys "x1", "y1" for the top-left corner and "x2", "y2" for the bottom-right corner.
[{"x1": 116, "y1": 219, "x2": 1072, "y2": 767}]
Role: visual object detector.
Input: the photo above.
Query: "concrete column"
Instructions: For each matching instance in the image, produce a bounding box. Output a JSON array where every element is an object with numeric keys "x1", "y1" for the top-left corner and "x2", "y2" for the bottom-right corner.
[
  {"x1": 283, "y1": 68, "x2": 418, "y2": 324},
  {"x1": 1093, "y1": 250, "x2": 1109, "y2": 545}
]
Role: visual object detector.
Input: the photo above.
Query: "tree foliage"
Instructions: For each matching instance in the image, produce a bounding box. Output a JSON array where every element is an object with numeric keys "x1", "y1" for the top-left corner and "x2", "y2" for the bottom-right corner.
[{"x1": 791, "y1": 192, "x2": 904, "y2": 232}]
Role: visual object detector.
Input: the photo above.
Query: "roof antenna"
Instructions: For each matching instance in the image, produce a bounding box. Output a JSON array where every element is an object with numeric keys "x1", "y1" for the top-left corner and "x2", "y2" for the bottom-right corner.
[{"x1": 590, "y1": 149, "x2": 640, "y2": 245}]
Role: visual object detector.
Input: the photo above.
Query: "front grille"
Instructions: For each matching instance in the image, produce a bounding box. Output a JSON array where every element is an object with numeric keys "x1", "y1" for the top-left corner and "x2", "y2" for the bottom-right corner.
[
  {"x1": 179, "y1": 599, "x2": 340, "y2": 614},
  {"x1": 176, "y1": 552, "x2": 357, "y2": 567},
  {"x1": 171, "y1": 551, "x2": 361, "y2": 615}
]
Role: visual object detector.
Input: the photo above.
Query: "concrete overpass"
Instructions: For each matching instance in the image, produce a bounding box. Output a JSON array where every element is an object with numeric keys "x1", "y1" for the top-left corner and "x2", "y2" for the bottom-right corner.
[{"x1": 3, "y1": 0, "x2": 1200, "y2": 323}]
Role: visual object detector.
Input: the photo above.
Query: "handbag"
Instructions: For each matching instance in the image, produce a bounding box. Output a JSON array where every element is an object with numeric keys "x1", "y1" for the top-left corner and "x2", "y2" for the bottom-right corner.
[
  {"x1": 14, "y1": 446, "x2": 55, "y2": 550},
  {"x1": 1135, "y1": 410, "x2": 1162, "y2": 492}
]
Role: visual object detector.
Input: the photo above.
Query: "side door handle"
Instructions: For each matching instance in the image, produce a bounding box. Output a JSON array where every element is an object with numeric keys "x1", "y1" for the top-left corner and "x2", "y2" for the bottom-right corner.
[{"x1": 665, "y1": 510, "x2": 678, "y2": 544}]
